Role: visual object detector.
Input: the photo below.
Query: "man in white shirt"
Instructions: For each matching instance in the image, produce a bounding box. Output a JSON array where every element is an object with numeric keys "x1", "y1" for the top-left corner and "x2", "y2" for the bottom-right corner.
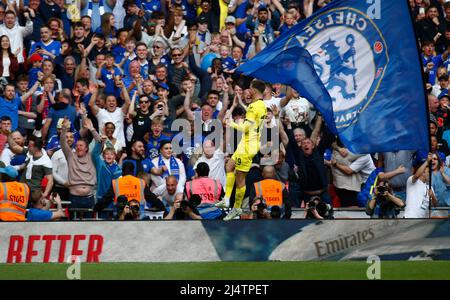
[
  {"x1": 405, "y1": 155, "x2": 438, "y2": 218},
  {"x1": 152, "y1": 175, "x2": 178, "y2": 208},
  {"x1": 332, "y1": 151, "x2": 376, "y2": 183},
  {"x1": 0, "y1": 10, "x2": 33, "y2": 63},
  {"x1": 262, "y1": 84, "x2": 292, "y2": 111},
  {"x1": 194, "y1": 139, "x2": 226, "y2": 187},
  {"x1": 51, "y1": 131, "x2": 74, "y2": 200},
  {"x1": 282, "y1": 89, "x2": 315, "y2": 127},
  {"x1": 88, "y1": 81, "x2": 131, "y2": 147}
]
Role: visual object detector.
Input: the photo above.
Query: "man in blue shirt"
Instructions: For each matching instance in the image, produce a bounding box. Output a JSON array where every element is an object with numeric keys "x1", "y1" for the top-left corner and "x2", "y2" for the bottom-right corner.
[
  {"x1": 112, "y1": 28, "x2": 129, "y2": 64},
  {"x1": 422, "y1": 41, "x2": 450, "y2": 85},
  {"x1": 96, "y1": 53, "x2": 123, "y2": 97},
  {"x1": 29, "y1": 25, "x2": 61, "y2": 61},
  {"x1": 27, "y1": 190, "x2": 65, "y2": 221},
  {"x1": 136, "y1": 42, "x2": 150, "y2": 79},
  {"x1": 45, "y1": 119, "x2": 81, "y2": 156},
  {"x1": 41, "y1": 90, "x2": 78, "y2": 142},
  {"x1": 146, "y1": 120, "x2": 171, "y2": 159},
  {"x1": 141, "y1": 0, "x2": 161, "y2": 15},
  {"x1": 0, "y1": 80, "x2": 42, "y2": 131}
]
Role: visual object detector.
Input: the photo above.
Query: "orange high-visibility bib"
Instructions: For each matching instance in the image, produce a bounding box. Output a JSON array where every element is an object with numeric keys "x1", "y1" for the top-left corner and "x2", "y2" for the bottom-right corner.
[
  {"x1": 254, "y1": 179, "x2": 283, "y2": 207},
  {"x1": 112, "y1": 175, "x2": 145, "y2": 205},
  {"x1": 0, "y1": 182, "x2": 30, "y2": 221}
]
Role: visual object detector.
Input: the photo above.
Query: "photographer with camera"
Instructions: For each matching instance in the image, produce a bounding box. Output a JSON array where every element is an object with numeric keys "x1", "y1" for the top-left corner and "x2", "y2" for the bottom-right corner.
[
  {"x1": 115, "y1": 195, "x2": 142, "y2": 221},
  {"x1": 248, "y1": 165, "x2": 292, "y2": 219},
  {"x1": 27, "y1": 190, "x2": 65, "y2": 221},
  {"x1": 164, "y1": 193, "x2": 202, "y2": 220},
  {"x1": 366, "y1": 179, "x2": 405, "y2": 218},
  {"x1": 304, "y1": 196, "x2": 334, "y2": 220},
  {"x1": 94, "y1": 161, "x2": 165, "y2": 220},
  {"x1": 249, "y1": 196, "x2": 272, "y2": 219}
]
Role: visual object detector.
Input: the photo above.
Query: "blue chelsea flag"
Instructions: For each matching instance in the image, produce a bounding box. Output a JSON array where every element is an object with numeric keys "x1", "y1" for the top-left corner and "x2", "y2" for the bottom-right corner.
[{"x1": 238, "y1": 0, "x2": 429, "y2": 154}]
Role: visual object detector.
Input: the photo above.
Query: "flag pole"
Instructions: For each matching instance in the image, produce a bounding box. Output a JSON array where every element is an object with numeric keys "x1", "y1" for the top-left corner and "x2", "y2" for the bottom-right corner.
[{"x1": 406, "y1": 0, "x2": 433, "y2": 218}]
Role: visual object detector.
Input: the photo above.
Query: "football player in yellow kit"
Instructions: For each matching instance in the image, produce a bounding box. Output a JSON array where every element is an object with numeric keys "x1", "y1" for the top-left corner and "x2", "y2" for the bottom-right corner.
[{"x1": 217, "y1": 79, "x2": 267, "y2": 220}]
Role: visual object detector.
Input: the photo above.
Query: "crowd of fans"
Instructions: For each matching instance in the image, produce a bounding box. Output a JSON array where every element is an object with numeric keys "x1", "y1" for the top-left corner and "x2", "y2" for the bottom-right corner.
[{"x1": 0, "y1": 0, "x2": 448, "y2": 221}]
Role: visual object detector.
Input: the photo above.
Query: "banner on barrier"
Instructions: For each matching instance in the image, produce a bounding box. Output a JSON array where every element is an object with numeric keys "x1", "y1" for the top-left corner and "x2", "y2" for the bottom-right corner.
[{"x1": 0, "y1": 220, "x2": 449, "y2": 263}]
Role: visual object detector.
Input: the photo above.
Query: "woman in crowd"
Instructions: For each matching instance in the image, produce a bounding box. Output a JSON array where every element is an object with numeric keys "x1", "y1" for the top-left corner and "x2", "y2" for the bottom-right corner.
[
  {"x1": 0, "y1": 35, "x2": 19, "y2": 82},
  {"x1": 150, "y1": 140, "x2": 186, "y2": 194}
]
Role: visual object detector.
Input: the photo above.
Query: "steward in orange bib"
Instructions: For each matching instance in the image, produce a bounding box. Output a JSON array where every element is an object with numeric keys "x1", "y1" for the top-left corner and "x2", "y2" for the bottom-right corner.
[
  {"x1": 249, "y1": 166, "x2": 292, "y2": 219},
  {"x1": 0, "y1": 164, "x2": 30, "y2": 221},
  {"x1": 185, "y1": 162, "x2": 224, "y2": 204},
  {"x1": 94, "y1": 162, "x2": 165, "y2": 219}
]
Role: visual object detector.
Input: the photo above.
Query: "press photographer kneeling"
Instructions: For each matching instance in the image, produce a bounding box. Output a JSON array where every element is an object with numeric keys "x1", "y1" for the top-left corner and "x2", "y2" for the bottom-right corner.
[
  {"x1": 116, "y1": 196, "x2": 141, "y2": 221},
  {"x1": 250, "y1": 196, "x2": 273, "y2": 219},
  {"x1": 366, "y1": 179, "x2": 405, "y2": 218},
  {"x1": 304, "y1": 196, "x2": 334, "y2": 220}
]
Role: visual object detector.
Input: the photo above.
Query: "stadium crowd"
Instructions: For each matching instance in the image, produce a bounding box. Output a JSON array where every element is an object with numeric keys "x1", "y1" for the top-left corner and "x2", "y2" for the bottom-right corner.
[{"x1": 0, "y1": 0, "x2": 448, "y2": 221}]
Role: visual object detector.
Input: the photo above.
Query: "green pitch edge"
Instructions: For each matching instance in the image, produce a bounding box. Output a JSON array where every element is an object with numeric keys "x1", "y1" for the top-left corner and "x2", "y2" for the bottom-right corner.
[{"x1": 0, "y1": 261, "x2": 449, "y2": 280}]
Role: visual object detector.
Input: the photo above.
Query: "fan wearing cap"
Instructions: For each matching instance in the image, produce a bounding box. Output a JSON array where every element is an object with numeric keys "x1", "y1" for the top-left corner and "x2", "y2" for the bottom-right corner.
[
  {"x1": 223, "y1": 16, "x2": 246, "y2": 50},
  {"x1": 132, "y1": 19, "x2": 156, "y2": 49},
  {"x1": 436, "y1": 94, "x2": 450, "y2": 134},
  {"x1": 196, "y1": 15, "x2": 211, "y2": 55},
  {"x1": 28, "y1": 52, "x2": 44, "y2": 88}
]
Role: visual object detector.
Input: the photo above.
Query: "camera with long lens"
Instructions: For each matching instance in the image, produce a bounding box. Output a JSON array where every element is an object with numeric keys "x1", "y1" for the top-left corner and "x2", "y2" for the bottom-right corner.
[
  {"x1": 180, "y1": 194, "x2": 202, "y2": 210},
  {"x1": 375, "y1": 183, "x2": 390, "y2": 204},
  {"x1": 307, "y1": 200, "x2": 316, "y2": 210},
  {"x1": 180, "y1": 200, "x2": 190, "y2": 209},
  {"x1": 377, "y1": 185, "x2": 387, "y2": 195},
  {"x1": 130, "y1": 204, "x2": 140, "y2": 213},
  {"x1": 116, "y1": 195, "x2": 129, "y2": 213},
  {"x1": 257, "y1": 198, "x2": 267, "y2": 211},
  {"x1": 306, "y1": 196, "x2": 333, "y2": 219}
]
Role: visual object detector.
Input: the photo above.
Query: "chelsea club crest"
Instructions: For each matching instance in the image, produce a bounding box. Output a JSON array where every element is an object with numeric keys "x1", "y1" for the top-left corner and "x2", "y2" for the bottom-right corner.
[{"x1": 285, "y1": 7, "x2": 389, "y2": 128}]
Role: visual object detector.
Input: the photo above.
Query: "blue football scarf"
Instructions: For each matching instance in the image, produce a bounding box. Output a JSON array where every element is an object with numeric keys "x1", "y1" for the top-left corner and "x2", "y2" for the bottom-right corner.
[{"x1": 158, "y1": 155, "x2": 180, "y2": 180}]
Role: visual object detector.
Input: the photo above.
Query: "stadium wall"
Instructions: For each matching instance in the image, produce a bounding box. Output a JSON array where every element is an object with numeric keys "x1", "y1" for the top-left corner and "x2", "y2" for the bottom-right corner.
[{"x1": 0, "y1": 220, "x2": 449, "y2": 263}]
